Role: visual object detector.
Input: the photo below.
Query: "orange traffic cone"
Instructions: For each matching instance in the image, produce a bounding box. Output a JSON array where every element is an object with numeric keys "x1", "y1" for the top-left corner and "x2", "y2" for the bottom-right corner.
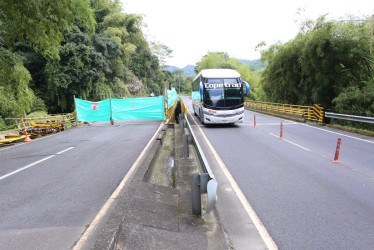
[
  {"x1": 24, "y1": 134, "x2": 32, "y2": 142},
  {"x1": 21, "y1": 117, "x2": 32, "y2": 142}
]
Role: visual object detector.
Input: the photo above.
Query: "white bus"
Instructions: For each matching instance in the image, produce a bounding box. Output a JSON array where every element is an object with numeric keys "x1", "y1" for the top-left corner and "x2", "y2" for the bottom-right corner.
[{"x1": 191, "y1": 69, "x2": 250, "y2": 124}]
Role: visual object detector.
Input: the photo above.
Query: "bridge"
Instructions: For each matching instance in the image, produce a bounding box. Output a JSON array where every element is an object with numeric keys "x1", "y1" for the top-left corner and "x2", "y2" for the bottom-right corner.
[{"x1": 0, "y1": 95, "x2": 373, "y2": 249}]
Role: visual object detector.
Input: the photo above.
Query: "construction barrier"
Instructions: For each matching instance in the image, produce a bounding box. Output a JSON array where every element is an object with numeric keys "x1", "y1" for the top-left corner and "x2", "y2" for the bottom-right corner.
[
  {"x1": 244, "y1": 100, "x2": 324, "y2": 123},
  {"x1": 1, "y1": 113, "x2": 74, "y2": 146}
]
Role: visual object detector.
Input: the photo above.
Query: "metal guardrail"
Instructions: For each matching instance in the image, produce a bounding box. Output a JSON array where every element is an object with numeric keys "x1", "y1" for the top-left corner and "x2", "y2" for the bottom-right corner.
[
  {"x1": 179, "y1": 98, "x2": 217, "y2": 215},
  {"x1": 244, "y1": 100, "x2": 324, "y2": 123},
  {"x1": 325, "y1": 112, "x2": 374, "y2": 124}
]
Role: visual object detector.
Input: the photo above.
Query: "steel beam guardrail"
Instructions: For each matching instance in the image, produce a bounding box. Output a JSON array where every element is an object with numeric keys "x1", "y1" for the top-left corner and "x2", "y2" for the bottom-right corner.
[
  {"x1": 245, "y1": 100, "x2": 324, "y2": 123},
  {"x1": 325, "y1": 112, "x2": 374, "y2": 124}
]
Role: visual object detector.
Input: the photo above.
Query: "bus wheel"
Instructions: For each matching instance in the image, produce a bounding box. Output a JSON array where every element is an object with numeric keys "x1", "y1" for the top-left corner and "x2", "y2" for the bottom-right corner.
[{"x1": 199, "y1": 109, "x2": 205, "y2": 124}]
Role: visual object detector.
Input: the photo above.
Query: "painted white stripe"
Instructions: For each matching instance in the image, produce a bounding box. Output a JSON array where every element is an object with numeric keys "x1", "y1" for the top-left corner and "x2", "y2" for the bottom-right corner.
[
  {"x1": 0, "y1": 147, "x2": 75, "y2": 181},
  {"x1": 301, "y1": 124, "x2": 374, "y2": 144},
  {"x1": 56, "y1": 147, "x2": 74, "y2": 155},
  {"x1": 268, "y1": 133, "x2": 311, "y2": 152},
  {"x1": 283, "y1": 139, "x2": 311, "y2": 151},
  {"x1": 0, "y1": 155, "x2": 55, "y2": 181},
  {"x1": 188, "y1": 108, "x2": 278, "y2": 250}
]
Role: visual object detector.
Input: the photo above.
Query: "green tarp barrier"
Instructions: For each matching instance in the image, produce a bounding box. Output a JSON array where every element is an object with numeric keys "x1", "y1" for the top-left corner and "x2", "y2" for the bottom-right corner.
[
  {"x1": 167, "y1": 88, "x2": 178, "y2": 109},
  {"x1": 75, "y1": 96, "x2": 164, "y2": 122}
]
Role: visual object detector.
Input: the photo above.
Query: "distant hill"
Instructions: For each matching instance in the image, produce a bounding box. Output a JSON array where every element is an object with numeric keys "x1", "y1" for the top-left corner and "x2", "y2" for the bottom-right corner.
[
  {"x1": 239, "y1": 59, "x2": 266, "y2": 70},
  {"x1": 166, "y1": 65, "x2": 196, "y2": 77},
  {"x1": 166, "y1": 60, "x2": 265, "y2": 76}
]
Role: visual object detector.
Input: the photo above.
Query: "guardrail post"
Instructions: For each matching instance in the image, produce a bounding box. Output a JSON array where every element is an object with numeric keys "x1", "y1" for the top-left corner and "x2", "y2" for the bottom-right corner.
[
  {"x1": 200, "y1": 173, "x2": 209, "y2": 193},
  {"x1": 183, "y1": 134, "x2": 189, "y2": 158},
  {"x1": 191, "y1": 174, "x2": 201, "y2": 215},
  {"x1": 180, "y1": 116, "x2": 184, "y2": 136},
  {"x1": 180, "y1": 103, "x2": 217, "y2": 215}
]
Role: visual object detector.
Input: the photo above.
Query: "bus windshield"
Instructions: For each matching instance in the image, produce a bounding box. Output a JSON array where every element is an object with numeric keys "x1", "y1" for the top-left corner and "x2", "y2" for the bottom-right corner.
[{"x1": 203, "y1": 78, "x2": 243, "y2": 109}]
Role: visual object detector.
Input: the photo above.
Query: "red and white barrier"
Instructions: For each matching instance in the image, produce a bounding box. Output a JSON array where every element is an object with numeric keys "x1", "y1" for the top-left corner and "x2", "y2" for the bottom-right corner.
[
  {"x1": 333, "y1": 138, "x2": 342, "y2": 163},
  {"x1": 254, "y1": 114, "x2": 256, "y2": 127},
  {"x1": 280, "y1": 121, "x2": 283, "y2": 139}
]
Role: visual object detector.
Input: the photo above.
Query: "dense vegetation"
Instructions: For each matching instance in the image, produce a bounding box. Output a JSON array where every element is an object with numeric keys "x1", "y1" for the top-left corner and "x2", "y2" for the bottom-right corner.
[
  {"x1": 0, "y1": 0, "x2": 176, "y2": 129},
  {"x1": 259, "y1": 15, "x2": 374, "y2": 118},
  {"x1": 1, "y1": 2, "x2": 373, "y2": 132}
]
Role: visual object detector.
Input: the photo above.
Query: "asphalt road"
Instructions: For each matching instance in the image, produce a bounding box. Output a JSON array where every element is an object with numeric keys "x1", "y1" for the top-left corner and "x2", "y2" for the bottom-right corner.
[
  {"x1": 0, "y1": 120, "x2": 161, "y2": 250},
  {"x1": 182, "y1": 96, "x2": 374, "y2": 249}
]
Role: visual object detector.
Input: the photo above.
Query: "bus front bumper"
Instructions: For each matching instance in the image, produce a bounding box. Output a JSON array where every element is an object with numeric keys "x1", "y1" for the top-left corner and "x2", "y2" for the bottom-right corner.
[{"x1": 203, "y1": 113, "x2": 244, "y2": 124}]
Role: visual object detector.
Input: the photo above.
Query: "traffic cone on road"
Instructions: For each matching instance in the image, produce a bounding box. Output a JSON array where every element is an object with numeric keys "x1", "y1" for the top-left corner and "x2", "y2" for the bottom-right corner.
[{"x1": 24, "y1": 134, "x2": 32, "y2": 142}]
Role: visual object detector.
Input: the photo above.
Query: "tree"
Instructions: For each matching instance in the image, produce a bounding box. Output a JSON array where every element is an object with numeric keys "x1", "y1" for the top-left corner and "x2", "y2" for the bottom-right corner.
[
  {"x1": 150, "y1": 41, "x2": 173, "y2": 68},
  {"x1": 0, "y1": 0, "x2": 95, "y2": 59},
  {"x1": 0, "y1": 0, "x2": 95, "y2": 121},
  {"x1": 260, "y1": 15, "x2": 374, "y2": 109}
]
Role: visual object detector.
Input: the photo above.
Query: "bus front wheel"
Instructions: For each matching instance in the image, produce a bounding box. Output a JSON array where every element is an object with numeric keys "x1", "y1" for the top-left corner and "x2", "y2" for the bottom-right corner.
[{"x1": 199, "y1": 109, "x2": 205, "y2": 124}]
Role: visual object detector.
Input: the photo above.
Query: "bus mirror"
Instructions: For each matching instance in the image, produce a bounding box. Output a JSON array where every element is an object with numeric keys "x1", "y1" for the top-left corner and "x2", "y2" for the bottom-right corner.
[
  {"x1": 243, "y1": 81, "x2": 250, "y2": 95},
  {"x1": 199, "y1": 83, "x2": 203, "y2": 95}
]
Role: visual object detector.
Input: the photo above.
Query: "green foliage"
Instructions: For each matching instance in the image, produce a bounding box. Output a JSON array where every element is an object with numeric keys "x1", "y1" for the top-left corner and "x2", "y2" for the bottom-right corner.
[
  {"x1": 43, "y1": 26, "x2": 118, "y2": 112},
  {"x1": 0, "y1": 48, "x2": 35, "y2": 118},
  {"x1": 0, "y1": 0, "x2": 95, "y2": 59},
  {"x1": 0, "y1": 0, "x2": 176, "y2": 122},
  {"x1": 150, "y1": 41, "x2": 173, "y2": 68},
  {"x1": 333, "y1": 79, "x2": 374, "y2": 116},
  {"x1": 260, "y1": 15, "x2": 374, "y2": 111}
]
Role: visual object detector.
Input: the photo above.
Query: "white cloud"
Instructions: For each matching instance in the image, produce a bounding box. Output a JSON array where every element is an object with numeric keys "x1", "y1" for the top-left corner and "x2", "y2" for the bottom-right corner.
[{"x1": 122, "y1": 0, "x2": 374, "y2": 67}]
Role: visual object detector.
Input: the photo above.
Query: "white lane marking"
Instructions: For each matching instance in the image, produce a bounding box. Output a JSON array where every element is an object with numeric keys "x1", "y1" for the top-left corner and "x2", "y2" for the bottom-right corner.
[
  {"x1": 186, "y1": 106, "x2": 278, "y2": 250},
  {"x1": 283, "y1": 139, "x2": 311, "y2": 152},
  {"x1": 56, "y1": 147, "x2": 74, "y2": 155},
  {"x1": 301, "y1": 124, "x2": 374, "y2": 144},
  {"x1": 245, "y1": 109, "x2": 374, "y2": 144},
  {"x1": 73, "y1": 122, "x2": 164, "y2": 249},
  {"x1": 268, "y1": 132, "x2": 311, "y2": 152},
  {"x1": 0, "y1": 147, "x2": 75, "y2": 181}
]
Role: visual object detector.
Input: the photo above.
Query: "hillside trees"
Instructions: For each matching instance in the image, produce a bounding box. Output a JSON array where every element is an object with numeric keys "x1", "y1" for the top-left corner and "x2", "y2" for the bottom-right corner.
[
  {"x1": 1, "y1": 0, "x2": 170, "y2": 126},
  {"x1": 0, "y1": 0, "x2": 95, "y2": 127},
  {"x1": 260, "y1": 15, "x2": 374, "y2": 115}
]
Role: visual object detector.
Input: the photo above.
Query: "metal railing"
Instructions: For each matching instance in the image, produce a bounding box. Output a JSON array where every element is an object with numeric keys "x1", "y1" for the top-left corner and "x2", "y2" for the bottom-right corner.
[
  {"x1": 179, "y1": 98, "x2": 217, "y2": 215},
  {"x1": 325, "y1": 112, "x2": 374, "y2": 124},
  {"x1": 244, "y1": 100, "x2": 324, "y2": 123}
]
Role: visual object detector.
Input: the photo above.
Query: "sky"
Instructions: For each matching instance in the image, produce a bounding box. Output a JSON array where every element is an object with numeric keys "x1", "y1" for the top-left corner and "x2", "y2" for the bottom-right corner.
[{"x1": 121, "y1": 0, "x2": 374, "y2": 68}]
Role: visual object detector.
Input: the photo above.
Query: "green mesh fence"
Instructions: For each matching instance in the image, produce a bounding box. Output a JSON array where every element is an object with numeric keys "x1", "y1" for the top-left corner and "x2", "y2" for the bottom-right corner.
[{"x1": 75, "y1": 96, "x2": 165, "y2": 122}]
